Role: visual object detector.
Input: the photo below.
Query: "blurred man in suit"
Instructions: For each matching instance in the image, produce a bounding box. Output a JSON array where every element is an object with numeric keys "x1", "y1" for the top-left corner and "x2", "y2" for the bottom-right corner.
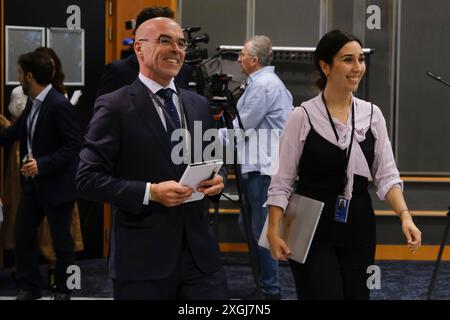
[
  {"x1": 0, "y1": 50, "x2": 82, "y2": 300},
  {"x1": 77, "y1": 17, "x2": 228, "y2": 300},
  {"x1": 96, "y1": 6, "x2": 193, "y2": 97}
]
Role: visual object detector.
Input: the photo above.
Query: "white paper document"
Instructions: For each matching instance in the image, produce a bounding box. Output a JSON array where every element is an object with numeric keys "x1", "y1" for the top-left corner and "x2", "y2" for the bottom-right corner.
[
  {"x1": 258, "y1": 194, "x2": 324, "y2": 264},
  {"x1": 70, "y1": 90, "x2": 82, "y2": 106},
  {"x1": 179, "y1": 160, "x2": 223, "y2": 203}
]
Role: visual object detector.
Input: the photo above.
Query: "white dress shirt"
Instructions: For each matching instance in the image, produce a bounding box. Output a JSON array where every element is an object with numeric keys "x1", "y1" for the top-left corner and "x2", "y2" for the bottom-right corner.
[{"x1": 27, "y1": 84, "x2": 52, "y2": 155}]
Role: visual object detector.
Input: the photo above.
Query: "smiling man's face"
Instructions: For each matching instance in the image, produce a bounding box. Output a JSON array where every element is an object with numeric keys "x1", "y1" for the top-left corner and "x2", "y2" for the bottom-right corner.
[{"x1": 134, "y1": 17, "x2": 186, "y2": 86}]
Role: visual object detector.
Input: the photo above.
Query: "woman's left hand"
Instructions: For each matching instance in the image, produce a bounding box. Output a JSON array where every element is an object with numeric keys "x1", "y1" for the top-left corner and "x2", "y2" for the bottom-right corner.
[{"x1": 401, "y1": 215, "x2": 422, "y2": 253}]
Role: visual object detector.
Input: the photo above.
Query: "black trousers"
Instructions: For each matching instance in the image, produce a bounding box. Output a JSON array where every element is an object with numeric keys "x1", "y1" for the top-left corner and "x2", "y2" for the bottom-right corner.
[
  {"x1": 289, "y1": 240, "x2": 376, "y2": 300},
  {"x1": 113, "y1": 231, "x2": 229, "y2": 300},
  {"x1": 15, "y1": 181, "x2": 75, "y2": 294}
]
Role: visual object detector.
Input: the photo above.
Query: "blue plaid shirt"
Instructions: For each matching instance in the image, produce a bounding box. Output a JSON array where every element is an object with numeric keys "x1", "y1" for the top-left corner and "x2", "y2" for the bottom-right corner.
[{"x1": 220, "y1": 66, "x2": 293, "y2": 175}]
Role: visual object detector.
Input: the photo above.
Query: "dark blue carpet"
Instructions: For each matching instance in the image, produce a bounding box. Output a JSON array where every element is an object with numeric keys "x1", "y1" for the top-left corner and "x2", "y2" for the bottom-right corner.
[{"x1": 1, "y1": 258, "x2": 449, "y2": 299}]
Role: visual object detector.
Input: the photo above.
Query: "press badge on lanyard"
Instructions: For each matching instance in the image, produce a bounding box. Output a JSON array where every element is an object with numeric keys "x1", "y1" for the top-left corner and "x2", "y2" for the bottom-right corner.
[
  {"x1": 322, "y1": 93, "x2": 355, "y2": 223},
  {"x1": 335, "y1": 196, "x2": 350, "y2": 223}
]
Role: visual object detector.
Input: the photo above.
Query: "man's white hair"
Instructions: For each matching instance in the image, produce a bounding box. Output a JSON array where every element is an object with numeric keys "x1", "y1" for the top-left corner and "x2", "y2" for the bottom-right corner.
[{"x1": 246, "y1": 35, "x2": 273, "y2": 66}]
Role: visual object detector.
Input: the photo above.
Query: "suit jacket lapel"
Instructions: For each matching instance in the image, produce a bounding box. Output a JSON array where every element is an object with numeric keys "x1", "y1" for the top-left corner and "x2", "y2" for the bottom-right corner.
[
  {"x1": 179, "y1": 89, "x2": 204, "y2": 165},
  {"x1": 20, "y1": 99, "x2": 33, "y2": 140},
  {"x1": 130, "y1": 79, "x2": 174, "y2": 165},
  {"x1": 22, "y1": 99, "x2": 33, "y2": 122},
  {"x1": 32, "y1": 89, "x2": 52, "y2": 139},
  {"x1": 179, "y1": 90, "x2": 196, "y2": 138}
]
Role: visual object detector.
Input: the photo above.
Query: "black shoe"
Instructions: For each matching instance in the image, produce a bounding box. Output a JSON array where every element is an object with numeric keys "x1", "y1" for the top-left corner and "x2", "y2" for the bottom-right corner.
[
  {"x1": 16, "y1": 289, "x2": 42, "y2": 300},
  {"x1": 52, "y1": 292, "x2": 71, "y2": 300},
  {"x1": 47, "y1": 269, "x2": 56, "y2": 290},
  {"x1": 11, "y1": 271, "x2": 21, "y2": 287}
]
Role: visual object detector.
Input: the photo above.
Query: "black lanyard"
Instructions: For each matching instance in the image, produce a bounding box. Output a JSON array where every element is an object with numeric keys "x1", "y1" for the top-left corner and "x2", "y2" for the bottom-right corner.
[
  {"x1": 321, "y1": 92, "x2": 355, "y2": 179},
  {"x1": 146, "y1": 84, "x2": 186, "y2": 131}
]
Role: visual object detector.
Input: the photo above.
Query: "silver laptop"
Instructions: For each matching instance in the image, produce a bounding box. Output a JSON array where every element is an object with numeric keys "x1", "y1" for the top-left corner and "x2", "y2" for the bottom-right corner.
[{"x1": 259, "y1": 194, "x2": 324, "y2": 264}]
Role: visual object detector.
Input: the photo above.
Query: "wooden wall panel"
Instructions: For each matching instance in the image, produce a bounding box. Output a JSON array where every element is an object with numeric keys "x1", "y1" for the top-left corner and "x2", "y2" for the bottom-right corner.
[
  {"x1": 0, "y1": 0, "x2": 4, "y2": 267},
  {"x1": 1, "y1": 0, "x2": 4, "y2": 117},
  {"x1": 219, "y1": 243, "x2": 450, "y2": 261},
  {"x1": 107, "y1": 0, "x2": 177, "y2": 63}
]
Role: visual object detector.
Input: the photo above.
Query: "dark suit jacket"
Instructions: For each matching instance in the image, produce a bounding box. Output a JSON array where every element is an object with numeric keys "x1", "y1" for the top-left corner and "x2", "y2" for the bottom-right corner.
[
  {"x1": 0, "y1": 88, "x2": 82, "y2": 206},
  {"x1": 77, "y1": 79, "x2": 226, "y2": 281},
  {"x1": 96, "y1": 54, "x2": 194, "y2": 98}
]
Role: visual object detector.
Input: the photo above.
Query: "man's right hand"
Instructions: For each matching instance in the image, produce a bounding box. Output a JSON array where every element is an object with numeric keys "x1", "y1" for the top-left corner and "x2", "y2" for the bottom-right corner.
[{"x1": 151, "y1": 181, "x2": 193, "y2": 207}]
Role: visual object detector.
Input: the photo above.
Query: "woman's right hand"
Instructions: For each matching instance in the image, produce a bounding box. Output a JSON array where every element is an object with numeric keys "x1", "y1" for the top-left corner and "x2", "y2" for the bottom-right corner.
[
  {"x1": 0, "y1": 115, "x2": 11, "y2": 128},
  {"x1": 267, "y1": 232, "x2": 292, "y2": 261}
]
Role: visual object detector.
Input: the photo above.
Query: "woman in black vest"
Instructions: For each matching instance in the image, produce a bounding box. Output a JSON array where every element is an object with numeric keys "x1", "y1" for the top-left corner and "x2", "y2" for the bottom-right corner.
[{"x1": 266, "y1": 30, "x2": 421, "y2": 300}]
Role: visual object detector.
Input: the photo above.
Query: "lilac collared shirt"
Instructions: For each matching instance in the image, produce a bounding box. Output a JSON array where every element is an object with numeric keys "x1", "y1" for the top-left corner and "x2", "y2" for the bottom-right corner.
[{"x1": 267, "y1": 93, "x2": 402, "y2": 211}]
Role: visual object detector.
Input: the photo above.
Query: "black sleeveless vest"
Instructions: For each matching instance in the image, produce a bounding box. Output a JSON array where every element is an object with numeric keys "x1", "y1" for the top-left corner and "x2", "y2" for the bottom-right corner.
[
  {"x1": 294, "y1": 104, "x2": 377, "y2": 245},
  {"x1": 295, "y1": 105, "x2": 375, "y2": 198}
]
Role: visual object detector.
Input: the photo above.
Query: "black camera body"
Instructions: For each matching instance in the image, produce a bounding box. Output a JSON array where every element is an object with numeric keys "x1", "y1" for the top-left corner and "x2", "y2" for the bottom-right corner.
[
  {"x1": 183, "y1": 26, "x2": 209, "y2": 65},
  {"x1": 182, "y1": 26, "x2": 244, "y2": 120},
  {"x1": 185, "y1": 46, "x2": 208, "y2": 65},
  {"x1": 207, "y1": 73, "x2": 236, "y2": 119}
]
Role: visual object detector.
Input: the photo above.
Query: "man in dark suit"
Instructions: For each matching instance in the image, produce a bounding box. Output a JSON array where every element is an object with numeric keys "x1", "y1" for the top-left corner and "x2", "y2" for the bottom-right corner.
[
  {"x1": 96, "y1": 6, "x2": 193, "y2": 97},
  {"x1": 0, "y1": 50, "x2": 82, "y2": 300},
  {"x1": 77, "y1": 17, "x2": 228, "y2": 300}
]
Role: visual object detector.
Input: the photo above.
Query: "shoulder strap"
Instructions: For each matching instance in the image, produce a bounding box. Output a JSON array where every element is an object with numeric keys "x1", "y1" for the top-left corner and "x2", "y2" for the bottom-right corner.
[
  {"x1": 369, "y1": 103, "x2": 374, "y2": 129},
  {"x1": 300, "y1": 105, "x2": 313, "y2": 129}
]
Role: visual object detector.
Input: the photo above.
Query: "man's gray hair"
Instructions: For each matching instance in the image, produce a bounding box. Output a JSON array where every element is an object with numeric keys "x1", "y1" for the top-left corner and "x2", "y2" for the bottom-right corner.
[{"x1": 246, "y1": 35, "x2": 273, "y2": 66}]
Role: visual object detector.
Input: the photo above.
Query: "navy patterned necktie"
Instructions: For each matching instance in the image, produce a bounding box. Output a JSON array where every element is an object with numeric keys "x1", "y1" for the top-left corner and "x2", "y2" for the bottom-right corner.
[
  {"x1": 156, "y1": 88, "x2": 181, "y2": 143},
  {"x1": 156, "y1": 88, "x2": 185, "y2": 175}
]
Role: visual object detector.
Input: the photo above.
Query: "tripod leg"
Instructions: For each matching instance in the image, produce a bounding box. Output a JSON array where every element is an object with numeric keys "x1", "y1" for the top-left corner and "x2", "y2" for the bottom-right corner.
[
  {"x1": 427, "y1": 209, "x2": 450, "y2": 300},
  {"x1": 234, "y1": 165, "x2": 261, "y2": 289},
  {"x1": 222, "y1": 112, "x2": 261, "y2": 289}
]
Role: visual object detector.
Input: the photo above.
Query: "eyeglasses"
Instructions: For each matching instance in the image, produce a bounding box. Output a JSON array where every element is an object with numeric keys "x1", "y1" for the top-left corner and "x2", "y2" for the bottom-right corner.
[{"x1": 138, "y1": 35, "x2": 188, "y2": 50}]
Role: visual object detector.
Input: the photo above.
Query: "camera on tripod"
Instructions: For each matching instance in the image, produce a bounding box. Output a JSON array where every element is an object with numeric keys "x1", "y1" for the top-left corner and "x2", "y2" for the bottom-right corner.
[
  {"x1": 181, "y1": 27, "x2": 245, "y2": 119},
  {"x1": 183, "y1": 26, "x2": 209, "y2": 65},
  {"x1": 207, "y1": 73, "x2": 236, "y2": 121},
  {"x1": 209, "y1": 73, "x2": 232, "y2": 97}
]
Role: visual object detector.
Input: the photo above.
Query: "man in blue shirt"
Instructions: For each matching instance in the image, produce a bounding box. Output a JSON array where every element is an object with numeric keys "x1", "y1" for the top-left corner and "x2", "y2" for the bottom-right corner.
[{"x1": 220, "y1": 35, "x2": 293, "y2": 299}]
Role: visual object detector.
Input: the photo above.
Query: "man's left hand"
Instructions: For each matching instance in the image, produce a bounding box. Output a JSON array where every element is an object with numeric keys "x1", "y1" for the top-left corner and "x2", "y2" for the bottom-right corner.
[
  {"x1": 197, "y1": 175, "x2": 224, "y2": 197},
  {"x1": 21, "y1": 158, "x2": 39, "y2": 177}
]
